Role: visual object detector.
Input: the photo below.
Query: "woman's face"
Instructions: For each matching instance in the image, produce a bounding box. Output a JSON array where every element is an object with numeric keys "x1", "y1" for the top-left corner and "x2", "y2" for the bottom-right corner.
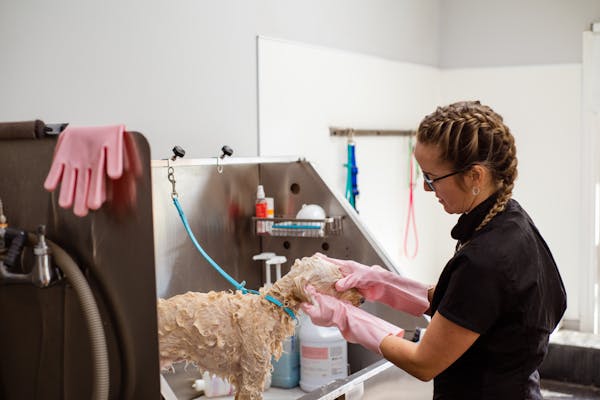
[{"x1": 413, "y1": 141, "x2": 474, "y2": 214}]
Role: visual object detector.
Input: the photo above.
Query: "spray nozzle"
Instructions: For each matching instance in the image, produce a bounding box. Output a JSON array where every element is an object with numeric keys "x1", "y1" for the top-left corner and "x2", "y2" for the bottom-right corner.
[{"x1": 0, "y1": 198, "x2": 7, "y2": 229}]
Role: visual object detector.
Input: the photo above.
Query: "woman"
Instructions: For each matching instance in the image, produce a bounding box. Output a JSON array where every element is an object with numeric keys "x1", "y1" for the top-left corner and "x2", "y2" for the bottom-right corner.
[{"x1": 302, "y1": 101, "x2": 567, "y2": 399}]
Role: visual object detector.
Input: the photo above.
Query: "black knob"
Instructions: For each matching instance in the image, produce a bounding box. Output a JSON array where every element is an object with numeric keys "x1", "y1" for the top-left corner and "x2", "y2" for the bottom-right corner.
[
  {"x1": 221, "y1": 145, "x2": 233, "y2": 158},
  {"x1": 171, "y1": 146, "x2": 186, "y2": 160}
]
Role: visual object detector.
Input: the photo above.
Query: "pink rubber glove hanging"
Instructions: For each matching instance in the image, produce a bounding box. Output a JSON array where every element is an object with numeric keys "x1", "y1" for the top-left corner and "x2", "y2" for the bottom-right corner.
[
  {"x1": 44, "y1": 125, "x2": 125, "y2": 217},
  {"x1": 301, "y1": 285, "x2": 404, "y2": 355},
  {"x1": 109, "y1": 132, "x2": 142, "y2": 216},
  {"x1": 316, "y1": 253, "x2": 430, "y2": 316}
]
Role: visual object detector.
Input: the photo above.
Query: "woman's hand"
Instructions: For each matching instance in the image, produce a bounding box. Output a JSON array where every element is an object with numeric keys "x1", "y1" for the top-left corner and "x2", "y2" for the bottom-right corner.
[
  {"x1": 301, "y1": 285, "x2": 404, "y2": 354},
  {"x1": 315, "y1": 253, "x2": 431, "y2": 316}
]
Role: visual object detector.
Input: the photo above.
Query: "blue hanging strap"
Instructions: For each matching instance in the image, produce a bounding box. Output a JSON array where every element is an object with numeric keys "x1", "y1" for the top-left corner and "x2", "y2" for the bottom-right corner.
[
  {"x1": 345, "y1": 140, "x2": 359, "y2": 210},
  {"x1": 171, "y1": 196, "x2": 296, "y2": 320}
]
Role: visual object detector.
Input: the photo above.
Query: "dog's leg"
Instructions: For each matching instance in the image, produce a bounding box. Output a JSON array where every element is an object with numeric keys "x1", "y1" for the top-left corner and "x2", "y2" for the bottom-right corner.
[{"x1": 233, "y1": 349, "x2": 271, "y2": 400}]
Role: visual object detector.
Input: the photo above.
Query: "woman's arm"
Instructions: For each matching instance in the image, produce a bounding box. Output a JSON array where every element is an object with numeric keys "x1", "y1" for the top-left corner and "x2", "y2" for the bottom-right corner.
[
  {"x1": 424, "y1": 285, "x2": 436, "y2": 316},
  {"x1": 427, "y1": 285, "x2": 435, "y2": 303},
  {"x1": 380, "y1": 311, "x2": 479, "y2": 381}
]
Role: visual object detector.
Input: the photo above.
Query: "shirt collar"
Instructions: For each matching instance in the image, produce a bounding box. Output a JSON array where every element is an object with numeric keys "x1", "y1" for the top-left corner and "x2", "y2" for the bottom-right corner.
[{"x1": 451, "y1": 192, "x2": 500, "y2": 243}]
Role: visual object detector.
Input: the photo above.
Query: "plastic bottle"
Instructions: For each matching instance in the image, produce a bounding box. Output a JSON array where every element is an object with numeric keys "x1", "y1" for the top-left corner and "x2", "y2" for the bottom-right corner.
[
  {"x1": 271, "y1": 328, "x2": 300, "y2": 388},
  {"x1": 255, "y1": 185, "x2": 268, "y2": 234},
  {"x1": 192, "y1": 372, "x2": 234, "y2": 397},
  {"x1": 265, "y1": 197, "x2": 274, "y2": 218},
  {"x1": 299, "y1": 314, "x2": 348, "y2": 392},
  {"x1": 265, "y1": 197, "x2": 274, "y2": 233},
  {"x1": 192, "y1": 372, "x2": 271, "y2": 396}
]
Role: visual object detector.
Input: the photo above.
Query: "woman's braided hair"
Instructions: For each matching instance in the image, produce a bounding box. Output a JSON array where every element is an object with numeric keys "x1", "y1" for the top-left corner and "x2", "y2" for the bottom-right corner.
[{"x1": 416, "y1": 101, "x2": 518, "y2": 230}]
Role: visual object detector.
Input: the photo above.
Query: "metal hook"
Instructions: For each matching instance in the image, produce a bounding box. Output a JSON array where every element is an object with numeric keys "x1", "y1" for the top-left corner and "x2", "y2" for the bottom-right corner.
[
  {"x1": 167, "y1": 162, "x2": 178, "y2": 199},
  {"x1": 348, "y1": 129, "x2": 355, "y2": 144},
  {"x1": 216, "y1": 145, "x2": 233, "y2": 174},
  {"x1": 167, "y1": 146, "x2": 185, "y2": 199}
]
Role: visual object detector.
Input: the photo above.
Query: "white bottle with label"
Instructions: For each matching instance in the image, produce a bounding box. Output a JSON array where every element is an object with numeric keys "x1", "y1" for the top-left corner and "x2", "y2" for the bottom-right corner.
[{"x1": 299, "y1": 314, "x2": 348, "y2": 392}]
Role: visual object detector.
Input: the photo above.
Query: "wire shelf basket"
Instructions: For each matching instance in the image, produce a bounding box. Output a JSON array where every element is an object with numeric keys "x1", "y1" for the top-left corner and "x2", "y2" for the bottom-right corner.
[{"x1": 252, "y1": 216, "x2": 343, "y2": 238}]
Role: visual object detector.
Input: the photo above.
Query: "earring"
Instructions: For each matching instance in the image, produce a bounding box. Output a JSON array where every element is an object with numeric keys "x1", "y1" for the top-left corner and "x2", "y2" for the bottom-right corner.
[{"x1": 472, "y1": 187, "x2": 480, "y2": 196}]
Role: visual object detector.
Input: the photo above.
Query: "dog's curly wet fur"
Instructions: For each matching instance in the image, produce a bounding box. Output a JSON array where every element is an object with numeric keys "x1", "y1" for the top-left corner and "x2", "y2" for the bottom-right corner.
[{"x1": 157, "y1": 255, "x2": 362, "y2": 400}]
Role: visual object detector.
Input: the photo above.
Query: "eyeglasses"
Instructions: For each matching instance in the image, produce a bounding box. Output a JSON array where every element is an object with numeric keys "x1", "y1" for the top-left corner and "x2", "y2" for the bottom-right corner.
[{"x1": 423, "y1": 169, "x2": 465, "y2": 191}]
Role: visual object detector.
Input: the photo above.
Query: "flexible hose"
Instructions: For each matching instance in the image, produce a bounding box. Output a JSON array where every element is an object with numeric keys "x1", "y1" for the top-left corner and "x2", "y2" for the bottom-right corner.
[
  {"x1": 46, "y1": 238, "x2": 109, "y2": 400},
  {"x1": 172, "y1": 197, "x2": 296, "y2": 320}
]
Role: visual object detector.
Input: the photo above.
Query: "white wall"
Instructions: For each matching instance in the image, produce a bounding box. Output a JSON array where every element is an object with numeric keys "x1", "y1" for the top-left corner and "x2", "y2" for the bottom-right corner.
[
  {"x1": 441, "y1": 65, "x2": 583, "y2": 321},
  {"x1": 440, "y1": 0, "x2": 600, "y2": 67},
  {"x1": 0, "y1": 0, "x2": 440, "y2": 159},
  {"x1": 580, "y1": 30, "x2": 600, "y2": 332},
  {"x1": 0, "y1": 0, "x2": 596, "y2": 327},
  {"x1": 258, "y1": 38, "x2": 455, "y2": 286},
  {"x1": 258, "y1": 39, "x2": 585, "y2": 322}
]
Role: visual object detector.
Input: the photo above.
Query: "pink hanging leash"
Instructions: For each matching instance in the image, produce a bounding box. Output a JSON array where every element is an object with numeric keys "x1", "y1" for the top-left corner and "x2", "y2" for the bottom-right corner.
[{"x1": 403, "y1": 138, "x2": 418, "y2": 259}]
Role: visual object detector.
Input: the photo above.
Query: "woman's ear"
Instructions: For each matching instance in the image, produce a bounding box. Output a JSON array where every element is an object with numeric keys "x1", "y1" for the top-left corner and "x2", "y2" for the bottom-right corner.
[{"x1": 468, "y1": 164, "x2": 486, "y2": 186}]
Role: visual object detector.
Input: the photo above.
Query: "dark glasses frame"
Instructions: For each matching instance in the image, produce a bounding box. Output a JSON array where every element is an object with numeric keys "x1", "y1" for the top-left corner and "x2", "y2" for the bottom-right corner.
[{"x1": 423, "y1": 166, "x2": 471, "y2": 191}]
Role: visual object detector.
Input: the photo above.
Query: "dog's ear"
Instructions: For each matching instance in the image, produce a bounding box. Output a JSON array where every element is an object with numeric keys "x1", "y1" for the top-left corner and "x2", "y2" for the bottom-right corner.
[{"x1": 291, "y1": 275, "x2": 310, "y2": 303}]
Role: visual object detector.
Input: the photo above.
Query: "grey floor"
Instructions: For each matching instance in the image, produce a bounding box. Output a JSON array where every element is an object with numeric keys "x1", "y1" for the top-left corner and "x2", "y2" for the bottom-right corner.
[
  {"x1": 163, "y1": 361, "x2": 600, "y2": 400},
  {"x1": 542, "y1": 380, "x2": 600, "y2": 400}
]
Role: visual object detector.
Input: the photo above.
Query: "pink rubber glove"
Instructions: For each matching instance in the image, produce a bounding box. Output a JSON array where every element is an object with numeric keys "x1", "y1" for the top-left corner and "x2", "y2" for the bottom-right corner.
[
  {"x1": 301, "y1": 285, "x2": 404, "y2": 355},
  {"x1": 44, "y1": 125, "x2": 125, "y2": 217},
  {"x1": 316, "y1": 253, "x2": 430, "y2": 316},
  {"x1": 109, "y1": 132, "x2": 142, "y2": 215}
]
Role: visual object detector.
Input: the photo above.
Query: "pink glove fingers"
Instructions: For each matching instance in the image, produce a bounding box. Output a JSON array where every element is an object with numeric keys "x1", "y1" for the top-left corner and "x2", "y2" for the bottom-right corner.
[
  {"x1": 73, "y1": 168, "x2": 91, "y2": 217},
  {"x1": 335, "y1": 265, "x2": 390, "y2": 292},
  {"x1": 315, "y1": 253, "x2": 350, "y2": 268},
  {"x1": 87, "y1": 146, "x2": 107, "y2": 210},
  {"x1": 58, "y1": 164, "x2": 76, "y2": 209},
  {"x1": 104, "y1": 126, "x2": 125, "y2": 179},
  {"x1": 335, "y1": 274, "x2": 361, "y2": 292},
  {"x1": 44, "y1": 161, "x2": 64, "y2": 192},
  {"x1": 315, "y1": 253, "x2": 370, "y2": 277},
  {"x1": 88, "y1": 162, "x2": 106, "y2": 210},
  {"x1": 44, "y1": 130, "x2": 72, "y2": 191}
]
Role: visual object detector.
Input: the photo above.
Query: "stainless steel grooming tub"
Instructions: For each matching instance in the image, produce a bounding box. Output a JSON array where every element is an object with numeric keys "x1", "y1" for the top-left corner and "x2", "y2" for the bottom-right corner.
[
  {"x1": 153, "y1": 156, "x2": 431, "y2": 399},
  {"x1": 0, "y1": 126, "x2": 430, "y2": 399}
]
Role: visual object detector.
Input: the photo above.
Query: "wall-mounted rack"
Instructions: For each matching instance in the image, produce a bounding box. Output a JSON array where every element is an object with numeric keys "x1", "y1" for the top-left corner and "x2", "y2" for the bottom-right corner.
[
  {"x1": 329, "y1": 127, "x2": 416, "y2": 137},
  {"x1": 252, "y1": 216, "x2": 343, "y2": 238}
]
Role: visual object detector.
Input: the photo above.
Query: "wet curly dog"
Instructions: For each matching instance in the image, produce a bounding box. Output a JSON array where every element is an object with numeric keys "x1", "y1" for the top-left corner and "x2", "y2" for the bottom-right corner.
[{"x1": 157, "y1": 255, "x2": 362, "y2": 400}]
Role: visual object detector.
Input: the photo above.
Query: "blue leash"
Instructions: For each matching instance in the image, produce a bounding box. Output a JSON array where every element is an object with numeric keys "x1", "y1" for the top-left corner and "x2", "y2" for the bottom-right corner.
[
  {"x1": 172, "y1": 196, "x2": 296, "y2": 320},
  {"x1": 345, "y1": 141, "x2": 359, "y2": 210}
]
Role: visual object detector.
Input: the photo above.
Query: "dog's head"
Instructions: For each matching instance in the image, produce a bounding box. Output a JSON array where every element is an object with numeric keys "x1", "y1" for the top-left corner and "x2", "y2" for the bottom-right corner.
[{"x1": 276, "y1": 255, "x2": 363, "y2": 307}]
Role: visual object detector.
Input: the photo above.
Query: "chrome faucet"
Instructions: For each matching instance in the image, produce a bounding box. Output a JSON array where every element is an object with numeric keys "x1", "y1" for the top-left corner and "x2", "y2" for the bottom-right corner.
[
  {"x1": 0, "y1": 224, "x2": 57, "y2": 288},
  {"x1": 32, "y1": 225, "x2": 53, "y2": 288}
]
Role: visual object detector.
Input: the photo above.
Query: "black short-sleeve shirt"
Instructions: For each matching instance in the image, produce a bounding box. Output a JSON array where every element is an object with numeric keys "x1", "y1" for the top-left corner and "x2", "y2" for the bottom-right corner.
[{"x1": 430, "y1": 195, "x2": 566, "y2": 400}]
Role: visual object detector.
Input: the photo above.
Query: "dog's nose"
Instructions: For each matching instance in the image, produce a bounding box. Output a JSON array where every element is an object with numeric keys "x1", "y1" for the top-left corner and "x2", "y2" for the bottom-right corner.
[{"x1": 360, "y1": 297, "x2": 365, "y2": 304}]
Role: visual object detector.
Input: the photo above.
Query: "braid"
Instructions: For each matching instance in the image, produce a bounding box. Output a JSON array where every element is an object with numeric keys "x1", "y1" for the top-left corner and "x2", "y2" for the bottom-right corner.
[
  {"x1": 417, "y1": 101, "x2": 518, "y2": 229},
  {"x1": 476, "y1": 129, "x2": 518, "y2": 230}
]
